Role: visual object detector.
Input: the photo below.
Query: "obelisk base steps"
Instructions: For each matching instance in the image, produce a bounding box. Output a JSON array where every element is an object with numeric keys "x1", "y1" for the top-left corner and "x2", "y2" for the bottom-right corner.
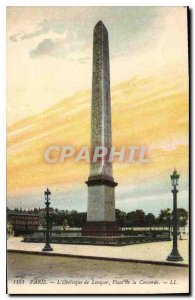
[{"x1": 82, "y1": 221, "x2": 120, "y2": 236}]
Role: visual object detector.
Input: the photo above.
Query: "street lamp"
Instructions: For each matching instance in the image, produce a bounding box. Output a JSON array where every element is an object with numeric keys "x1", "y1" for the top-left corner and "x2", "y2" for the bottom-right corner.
[
  {"x1": 42, "y1": 188, "x2": 53, "y2": 251},
  {"x1": 167, "y1": 169, "x2": 183, "y2": 261}
]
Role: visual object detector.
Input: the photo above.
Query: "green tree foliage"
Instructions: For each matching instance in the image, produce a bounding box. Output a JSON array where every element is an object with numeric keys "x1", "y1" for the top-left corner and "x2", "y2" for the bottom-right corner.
[
  {"x1": 115, "y1": 209, "x2": 127, "y2": 227},
  {"x1": 145, "y1": 213, "x2": 155, "y2": 227},
  {"x1": 7, "y1": 207, "x2": 188, "y2": 228},
  {"x1": 157, "y1": 208, "x2": 172, "y2": 226},
  {"x1": 177, "y1": 208, "x2": 188, "y2": 226}
]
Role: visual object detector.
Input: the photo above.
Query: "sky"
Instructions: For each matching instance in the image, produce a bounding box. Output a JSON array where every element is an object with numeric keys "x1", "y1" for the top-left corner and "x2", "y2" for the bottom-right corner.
[{"x1": 7, "y1": 7, "x2": 189, "y2": 215}]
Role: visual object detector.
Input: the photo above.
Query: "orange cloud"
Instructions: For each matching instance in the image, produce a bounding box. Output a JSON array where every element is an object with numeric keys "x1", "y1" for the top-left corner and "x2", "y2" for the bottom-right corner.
[{"x1": 7, "y1": 69, "x2": 188, "y2": 197}]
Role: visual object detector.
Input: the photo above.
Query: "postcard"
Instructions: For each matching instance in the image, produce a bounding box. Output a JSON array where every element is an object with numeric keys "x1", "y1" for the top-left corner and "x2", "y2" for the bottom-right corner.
[{"x1": 7, "y1": 6, "x2": 189, "y2": 295}]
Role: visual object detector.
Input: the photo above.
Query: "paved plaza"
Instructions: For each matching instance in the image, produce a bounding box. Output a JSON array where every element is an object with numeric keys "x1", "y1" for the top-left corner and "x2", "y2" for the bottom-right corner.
[
  {"x1": 7, "y1": 237, "x2": 189, "y2": 294},
  {"x1": 7, "y1": 237, "x2": 189, "y2": 265}
]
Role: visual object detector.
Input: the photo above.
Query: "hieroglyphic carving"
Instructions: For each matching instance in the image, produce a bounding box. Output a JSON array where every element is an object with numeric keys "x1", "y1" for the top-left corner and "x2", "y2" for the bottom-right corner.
[{"x1": 90, "y1": 21, "x2": 112, "y2": 177}]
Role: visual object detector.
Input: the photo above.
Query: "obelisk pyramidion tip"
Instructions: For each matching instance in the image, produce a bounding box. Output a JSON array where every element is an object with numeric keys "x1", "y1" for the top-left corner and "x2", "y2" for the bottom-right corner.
[{"x1": 95, "y1": 20, "x2": 107, "y2": 30}]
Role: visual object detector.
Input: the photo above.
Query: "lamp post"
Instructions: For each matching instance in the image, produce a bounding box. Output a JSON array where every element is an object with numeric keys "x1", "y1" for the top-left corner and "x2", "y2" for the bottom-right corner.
[
  {"x1": 167, "y1": 169, "x2": 183, "y2": 261},
  {"x1": 42, "y1": 188, "x2": 53, "y2": 251}
]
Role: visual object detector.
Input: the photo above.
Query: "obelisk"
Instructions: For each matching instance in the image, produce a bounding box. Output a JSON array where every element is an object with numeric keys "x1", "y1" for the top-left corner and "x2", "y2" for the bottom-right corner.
[{"x1": 82, "y1": 21, "x2": 119, "y2": 236}]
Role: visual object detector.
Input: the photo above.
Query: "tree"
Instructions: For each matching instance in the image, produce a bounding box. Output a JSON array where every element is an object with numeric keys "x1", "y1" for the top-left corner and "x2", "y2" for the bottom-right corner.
[
  {"x1": 157, "y1": 208, "x2": 172, "y2": 226},
  {"x1": 126, "y1": 211, "x2": 136, "y2": 227},
  {"x1": 145, "y1": 213, "x2": 155, "y2": 227},
  {"x1": 135, "y1": 210, "x2": 145, "y2": 226},
  {"x1": 62, "y1": 219, "x2": 68, "y2": 230},
  {"x1": 177, "y1": 208, "x2": 188, "y2": 226},
  {"x1": 126, "y1": 210, "x2": 145, "y2": 227},
  {"x1": 115, "y1": 209, "x2": 126, "y2": 227},
  {"x1": 6, "y1": 206, "x2": 189, "y2": 229}
]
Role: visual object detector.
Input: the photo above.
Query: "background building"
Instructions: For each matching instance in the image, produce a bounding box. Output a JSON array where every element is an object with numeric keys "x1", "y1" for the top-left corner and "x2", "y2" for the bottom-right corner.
[{"x1": 8, "y1": 212, "x2": 40, "y2": 236}]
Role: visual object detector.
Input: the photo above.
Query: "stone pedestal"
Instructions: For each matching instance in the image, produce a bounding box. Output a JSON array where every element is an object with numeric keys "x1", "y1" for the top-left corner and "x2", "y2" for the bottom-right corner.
[{"x1": 82, "y1": 175, "x2": 120, "y2": 236}]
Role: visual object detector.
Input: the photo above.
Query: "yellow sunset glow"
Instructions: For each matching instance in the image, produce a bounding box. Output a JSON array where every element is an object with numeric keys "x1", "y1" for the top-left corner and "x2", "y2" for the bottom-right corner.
[{"x1": 7, "y1": 7, "x2": 189, "y2": 212}]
